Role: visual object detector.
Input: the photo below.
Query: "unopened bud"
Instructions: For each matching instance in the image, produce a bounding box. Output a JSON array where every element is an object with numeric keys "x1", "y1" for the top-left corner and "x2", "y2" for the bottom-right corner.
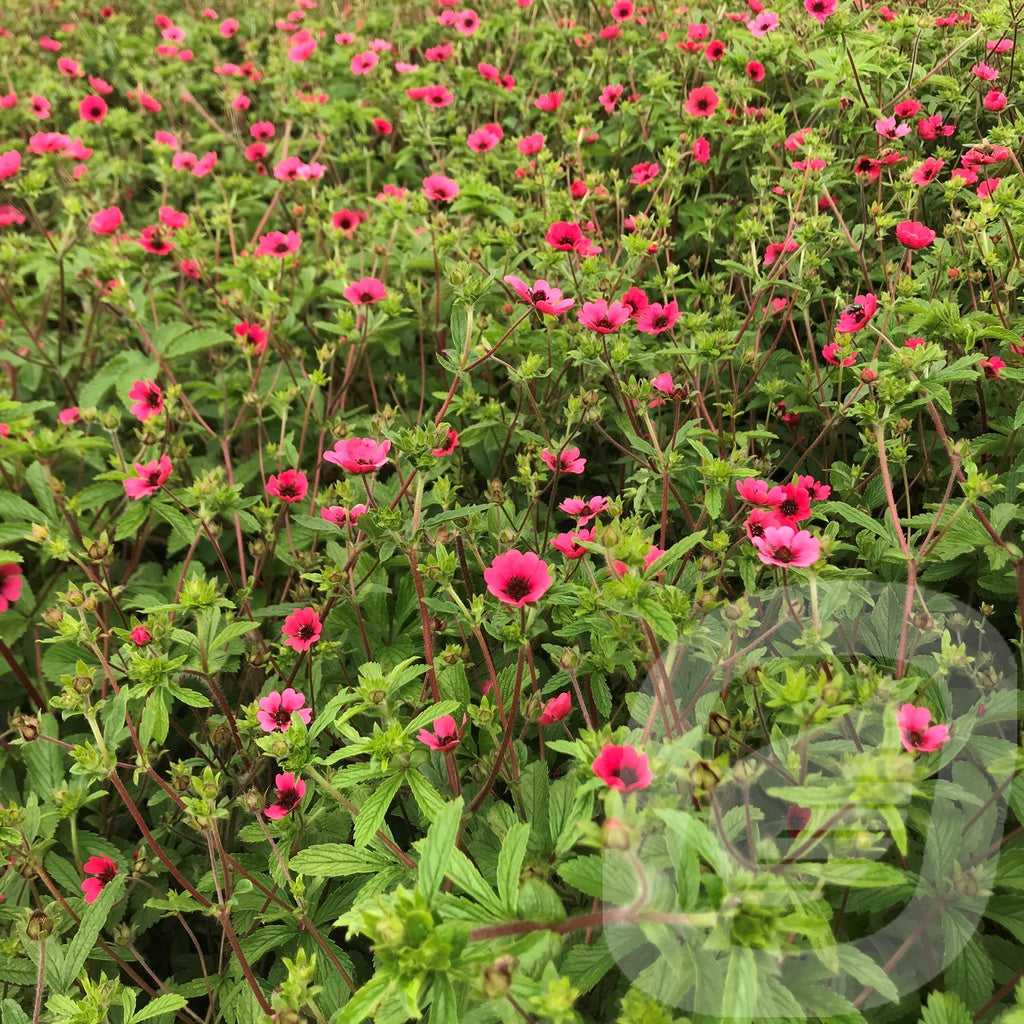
[
  {"x1": 481, "y1": 954, "x2": 518, "y2": 998},
  {"x1": 602, "y1": 818, "x2": 631, "y2": 851},
  {"x1": 26, "y1": 910, "x2": 53, "y2": 940},
  {"x1": 13, "y1": 715, "x2": 40, "y2": 742}
]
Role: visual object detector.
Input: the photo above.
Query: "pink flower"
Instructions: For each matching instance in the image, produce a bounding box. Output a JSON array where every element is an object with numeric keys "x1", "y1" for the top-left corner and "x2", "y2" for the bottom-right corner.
[
  {"x1": 592, "y1": 744, "x2": 651, "y2": 791},
  {"x1": 578, "y1": 299, "x2": 630, "y2": 333},
  {"x1": 159, "y1": 206, "x2": 188, "y2": 229},
  {"x1": 81, "y1": 855, "x2": 117, "y2": 904},
  {"x1": 550, "y1": 528, "x2": 595, "y2": 559},
  {"x1": 79, "y1": 95, "x2": 108, "y2": 122},
  {"x1": 124, "y1": 455, "x2": 172, "y2": 499},
  {"x1": 896, "y1": 221, "x2": 936, "y2": 248},
  {"x1": 767, "y1": 482, "x2": 812, "y2": 525},
  {"x1": 58, "y1": 407, "x2": 80, "y2": 425},
  {"x1": 351, "y1": 50, "x2": 379, "y2": 74},
  {"x1": 751, "y1": 525, "x2": 820, "y2": 567},
  {"x1": 265, "y1": 772, "x2": 306, "y2": 819},
  {"x1": 984, "y1": 90, "x2": 1008, "y2": 112},
  {"x1": 634, "y1": 301, "x2": 679, "y2": 335},
  {"x1": 0, "y1": 150, "x2": 21, "y2": 179},
  {"x1": 468, "y1": 124, "x2": 503, "y2": 152},
  {"x1": 541, "y1": 447, "x2": 586, "y2": 474},
  {"x1": 822, "y1": 342, "x2": 856, "y2": 367},
  {"x1": 972, "y1": 63, "x2": 999, "y2": 81},
  {"x1": 911, "y1": 157, "x2": 944, "y2": 186},
  {"x1": 422, "y1": 174, "x2": 459, "y2": 201},
  {"x1": 559, "y1": 495, "x2": 608, "y2": 526},
  {"x1": 234, "y1": 321, "x2": 267, "y2": 353},
  {"x1": 896, "y1": 704, "x2": 949, "y2": 753},
  {"x1": 266, "y1": 469, "x2": 308, "y2": 503},
  {"x1": 535, "y1": 90, "x2": 564, "y2": 111},
  {"x1": 503, "y1": 275, "x2": 574, "y2": 316},
  {"x1": 835, "y1": 294, "x2": 877, "y2": 334},
  {"x1": 324, "y1": 437, "x2": 391, "y2": 474},
  {"x1": 519, "y1": 133, "x2": 544, "y2": 155},
  {"x1": 805, "y1": 0, "x2": 837, "y2": 21},
  {"x1": 0, "y1": 564, "x2": 24, "y2": 612},
  {"x1": 981, "y1": 356, "x2": 1006, "y2": 378},
  {"x1": 599, "y1": 83, "x2": 624, "y2": 114},
  {"x1": 684, "y1": 85, "x2": 719, "y2": 117},
  {"x1": 417, "y1": 713, "x2": 466, "y2": 751},
  {"x1": 875, "y1": 116, "x2": 910, "y2": 140},
  {"x1": 257, "y1": 688, "x2": 313, "y2": 732},
  {"x1": 747, "y1": 10, "x2": 779, "y2": 35},
  {"x1": 344, "y1": 277, "x2": 387, "y2": 305},
  {"x1": 130, "y1": 625, "x2": 151, "y2": 646},
  {"x1": 281, "y1": 607, "x2": 322, "y2": 651},
  {"x1": 89, "y1": 206, "x2": 123, "y2": 235},
  {"x1": 736, "y1": 478, "x2": 779, "y2": 505},
  {"x1": 538, "y1": 692, "x2": 571, "y2": 724},
  {"x1": 432, "y1": 428, "x2": 460, "y2": 457},
  {"x1": 321, "y1": 504, "x2": 369, "y2": 527},
  {"x1": 255, "y1": 230, "x2": 301, "y2": 257},
  {"x1": 692, "y1": 136, "x2": 711, "y2": 162},
  {"x1": 484, "y1": 550, "x2": 553, "y2": 606},
  {"x1": 630, "y1": 161, "x2": 659, "y2": 186},
  {"x1": 128, "y1": 379, "x2": 163, "y2": 421}
]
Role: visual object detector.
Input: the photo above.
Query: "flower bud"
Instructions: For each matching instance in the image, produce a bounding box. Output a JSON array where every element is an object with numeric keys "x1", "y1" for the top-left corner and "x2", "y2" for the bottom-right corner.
[
  {"x1": 708, "y1": 712, "x2": 730, "y2": 737},
  {"x1": 13, "y1": 714, "x2": 40, "y2": 742},
  {"x1": 26, "y1": 910, "x2": 53, "y2": 940},
  {"x1": 602, "y1": 818, "x2": 631, "y2": 851},
  {"x1": 481, "y1": 955, "x2": 518, "y2": 998}
]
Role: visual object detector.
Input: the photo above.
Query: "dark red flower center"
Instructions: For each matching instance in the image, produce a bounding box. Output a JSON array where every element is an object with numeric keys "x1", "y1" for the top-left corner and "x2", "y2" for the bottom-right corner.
[
  {"x1": 279, "y1": 482, "x2": 298, "y2": 497},
  {"x1": 773, "y1": 546, "x2": 793, "y2": 563},
  {"x1": 613, "y1": 765, "x2": 640, "y2": 787},
  {"x1": 359, "y1": 290, "x2": 375, "y2": 302},
  {"x1": 272, "y1": 706, "x2": 292, "y2": 726},
  {"x1": 145, "y1": 469, "x2": 162, "y2": 486},
  {"x1": 695, "y1": 97, "x2": 710, "y2": 111},
  {"x1": 276, "y1": 786, "x2": 300, "y2": 810},
  {"x1": 531, "y1": 288, "x2": 547, "y2": 301},
  {"x1": 748, "y1": 521, "x2": 765, "y2": 539},
  {"x1": 650, "y1": 314, "x2": 669, "y2": 329},
  {"x1": 146, "y1": 390, "x2": 161, "y2": 406},
  {"x1": 778, "y1": 499, "x2": 798, "y2": 517},
  {"x1": 273, "y1": 241, "x2": 291, "y2": 253},
  {"x1": 906, "y1": 729, "x2": 924, "y2": 748},
  {"x1": 296, "y1": 623, "x2": 316, "y2": 640},
  {"x1": 503, "y1": 575, "x2": 533, "y2": 601}
]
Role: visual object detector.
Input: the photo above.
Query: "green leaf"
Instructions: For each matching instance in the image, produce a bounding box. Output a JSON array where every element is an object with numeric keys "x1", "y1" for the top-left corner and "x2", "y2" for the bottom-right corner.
[
  {"x1": 418, "y1": 798, "x2": 463, "y2": 903},
  {"x1": 291, "y1": 844, "x2": 393, "y2": 877},
  {"x1": 561, "y1": 937, "x2": 615, "y2": 994},
  {"x1": 407, "y1": 768, "x2": 447, "y2": 823},
  {"x1": 794, "y1": 859, "x2": 908, "y2": 888},
  {"x1": 445, "y1": 848, "x2": 504, "y2": 917},
  {"x1": 0, "y1": 491, "x2": 47, "y2": 525},
  {"x1": 1, "y1": 998, "x2": 31, "y2": 1024},
  {"x1": 496, "y1": 822, "x2": 530, "y2": 913},
  {"x1": 113, "y1": 500, "x2": 151, "y2": 542},
  {"x1": 337, "y1": 974, "x2": 393, "y2": 1024},
  {"x1": 20, "y1": 713, "x2": 64, "y2": 799},
  {"x1": 353, "y1": 772, "x2": 405, "y2": 848},
  {"x1": 79, "y1": 350, "x2": 155, "y2": 411},
  {"x1": 139, "y1": 692, "x2": 170, "y2": 748},
  {"x1": 161, "y1": 328, "x2": 227, "y2": 361},
  {"x1": 722, "y1": 947, "x2": 757, "y2": 1022},
  {"x1": 130, "y1": 993, "x2": 188, "y2": 1023},
  {"x1": 835, "y1": 946, "x2": 899, "y2": 1002},
  {"x1": 920, "y1": 990, "x2": 972, "y2": 1024},
  {"x1": 58, "y1": 873, "x2": 126, "y2": 991},
  {"x1": 427, "y1": 974, "x2": 458, "y2": 1024},
  {"x1": 520, "y1": 760, "x2": 550, "y2": 852}
]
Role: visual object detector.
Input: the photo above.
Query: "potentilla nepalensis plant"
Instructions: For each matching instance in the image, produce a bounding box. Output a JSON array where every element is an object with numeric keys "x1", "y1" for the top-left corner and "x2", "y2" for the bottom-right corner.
[{"x1": 1, "y1": 0, "x2": 1023, "y2": 1021}]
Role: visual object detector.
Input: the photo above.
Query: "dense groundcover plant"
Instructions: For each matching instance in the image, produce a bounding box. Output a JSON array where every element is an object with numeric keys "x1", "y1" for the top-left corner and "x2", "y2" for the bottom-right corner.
[{"x1": 3, "y1": 0, "x2": 1024, "y2": 1022}]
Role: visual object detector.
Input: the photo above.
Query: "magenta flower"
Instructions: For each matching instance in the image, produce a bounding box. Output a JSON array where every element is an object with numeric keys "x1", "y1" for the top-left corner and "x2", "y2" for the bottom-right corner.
[
  {"x1": 835, "y1": 294, "x2": 878, "y2": 334},
  {"x1": 128, "y1": 379, "x2": 163, "y2": 421},
  {"x1": 896, "y1": 704, "x2": 950, "y2": 753},
  {"x1": 282, "y1": 607, "x2": 322, "y2": 651},
  {"x1": 823, "y1": 342, "x2": 857, "y2": 367},
  {"x1": 550, "y1": 528, "x2": 595, "y2": 559},
  {"x1": 124, "y1": 455, "x2": 172, "y2": 499},
  {"x1": 684, "y1": 85, "x2": 719, "y2": 117},
  {"x1": 432, "y1": 428, "x2": 460, "y2": 457},
  {"x1": 255, "y1": 230, "x2": 301, "y2": 257},
  {"x1": 981, "y1": 356, "x2": 1006, "y2": 378},
  {"x1": 0, "y1": 564, "x2": 23, "y2": 612},
  {"x1": 768, "y1": 483, "x2": 812, "y2": 525},
  {"x1": 534, "y1": 90, "x2": 564, "y2": 111},
  {"x1": 541, "y1": 447, "x2": 586, "y2": 474},
  {"x1": 630, "y1": 161, "x2": 660, "y2": 185},
  {"x1": 79, "y1": 95, "x2": 108, "y2": 122},
  {"x1": 130, "y1": 625, "x2": 152, "y2": 646},
  {"x1": 265, "y1": 772, "x2": 306, "y2": 819},
  {"x1": 736, "y1": 478, "x2": 780, "y2": 506},
  {"x1": 751, "y1": 525, "x2": 820, "y2": 568},
  {"x1": 484, "y1": 550, "x2": 553, "y2": 606},
  {"x1": 805, "y1": 0, "x2": 837, "y2": 21},
  {"x1": 257, "y1": 688, "x2": 313, "y2": 732},
  {"x1": 592, "y1": 744, "x2": 652, "y2": 792},
  {"x1": 417, "y1": 713, "x2": 466, "y2": 751},
  {"x1": 635, "y1": 301, "x2": 679, "y2": 335},
  {"x1": 323, "y1": 437, "x2": 391, "y2": 473},
  {"x1": 422, "y1": 174, "x2": 459, "y2": 201},
  {"x1": 538, "y1": 692, "x2": 571, "y2": 724},
  {"x1": 0, "y1": 150, "x2": 22, "y2": 179},
  {"x1": 81, "y1": 855, "x2": 118, "y2": 904},
  {"x1": 266, "y1": 469, "x2": 308, "y2": 503},
  {"x1": 578, "y1": 299, "x2": 630, "y2": 333},
  {"x1": 896, "y1": 221, "x2": 936, "y2": 248},
  {"x1": 89, "y1": 206, "x2": 122, "y2": 235},
  {"x1": 559, "y1": 495, "x2": 608, "y2": 526},
  {"x1": 503, "y1": 275, "x2": 575, "y2": 316},
  {"x1": 344, "y1": 277, "x2": 387, "y2": 305},
  {"x1": 234, "y1": 321, "x2": 267, "y2": 354},
  {"x1": 321, "y1": 504, "x2": 368, "y2": 527}
]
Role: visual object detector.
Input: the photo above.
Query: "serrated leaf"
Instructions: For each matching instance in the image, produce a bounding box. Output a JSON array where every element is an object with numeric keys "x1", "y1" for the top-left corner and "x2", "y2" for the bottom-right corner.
[
  {"x1": 58, "y1": 873, "x2": 126, "y2": 991},
  {"x1": 496, "y1": 822, "x2": 530, "y2": 913},
  {"x1": 418, "y1": 798, "x2": 462, "y2": 903},
  {"x1": 427, "y1": 974, "x2": 457, "y2": 1024},
  {"x1": 139, "y1": 692, "x2": 170, "y2": 747},
  {"x1": 129, "y1": 993, "x2": 188, "y2": 1023},
  {"x1": 722, "y1": 947, "x2": 757, "y2": 1022},
  {"x1": 920, "y1": 990, "x2": 972, "y2": 1024},
  {"x1": 291, "y1": 844, "x2": 393, "y2": 877},
  {"x1": 336, "y1": 974, "x2": 393, "y2": 1024},
  {"x1": 445, "y1": 848, "x2": 504, "y2": 916},
  {"x1": 794, "y1": 859, "x2": 908, "y2": 888},
  {"x1": 561, "y1": 937, "x2": 615, "y2": 994},
  {"x1": 407, "y1": 768, "x2": 447, "y2": 823},
  {"x1": 353, "y1": 772, "x2": 404, "y2": 848}
]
